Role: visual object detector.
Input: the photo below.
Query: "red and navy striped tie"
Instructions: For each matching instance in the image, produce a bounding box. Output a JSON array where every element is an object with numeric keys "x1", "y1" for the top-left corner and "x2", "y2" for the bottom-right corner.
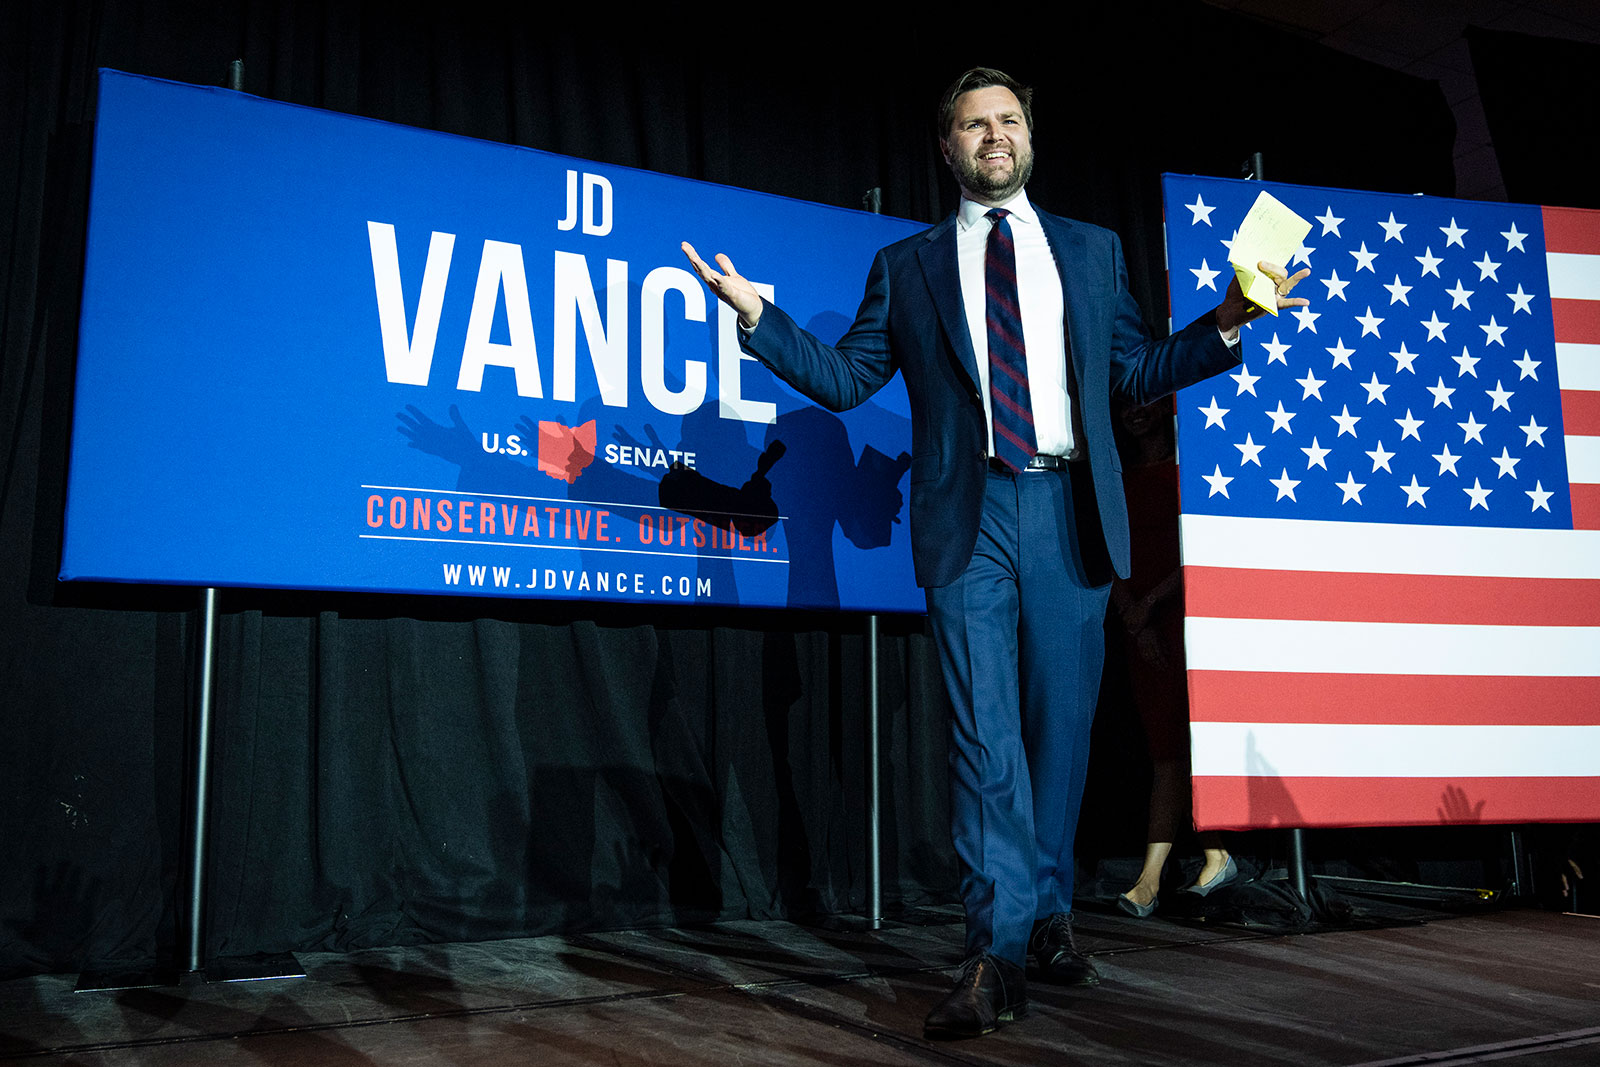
[{"x1": 985, "y1": 208, "x2": 1037, "y2": 473}]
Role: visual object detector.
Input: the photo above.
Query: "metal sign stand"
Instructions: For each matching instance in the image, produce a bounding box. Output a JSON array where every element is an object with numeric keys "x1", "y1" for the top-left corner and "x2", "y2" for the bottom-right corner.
[{"x1": 862, "y1": 185, "x2": 886, "y2": 931}]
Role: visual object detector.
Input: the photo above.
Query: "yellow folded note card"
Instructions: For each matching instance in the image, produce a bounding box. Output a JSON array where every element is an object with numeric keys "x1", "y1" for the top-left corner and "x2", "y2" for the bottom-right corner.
[{"x1": 1230, "y1": 191, "x2": 1312, "y2": 316}]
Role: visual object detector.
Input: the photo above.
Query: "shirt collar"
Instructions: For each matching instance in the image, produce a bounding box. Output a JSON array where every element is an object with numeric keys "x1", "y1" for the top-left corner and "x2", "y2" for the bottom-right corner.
[{"x1": 957, "y1": 189, "x2": 1036, "y2": 231}]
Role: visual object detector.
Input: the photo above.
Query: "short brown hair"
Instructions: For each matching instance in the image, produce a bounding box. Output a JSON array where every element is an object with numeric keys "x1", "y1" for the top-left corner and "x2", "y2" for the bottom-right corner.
[{"x1": 937, "y1": 67, "x2": 1034, "y2": 140}]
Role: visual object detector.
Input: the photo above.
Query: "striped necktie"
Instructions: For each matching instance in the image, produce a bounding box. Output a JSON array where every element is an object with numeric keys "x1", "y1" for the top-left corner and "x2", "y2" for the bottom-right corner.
[{"x1": 985, "y1": 208, "x2": 1037, "y2": 472}]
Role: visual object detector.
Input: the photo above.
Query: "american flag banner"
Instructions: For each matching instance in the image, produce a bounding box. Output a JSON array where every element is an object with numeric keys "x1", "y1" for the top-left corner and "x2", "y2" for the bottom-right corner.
[{"x1": 1161, "y1": 174, "x2": 1600, "y2": 830}]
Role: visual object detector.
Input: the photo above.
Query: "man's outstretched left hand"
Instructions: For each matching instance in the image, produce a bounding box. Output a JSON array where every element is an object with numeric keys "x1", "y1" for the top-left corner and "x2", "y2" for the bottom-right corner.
[{"x1": 1216, "y1": 260, "x2": 1310, "y2": 337}]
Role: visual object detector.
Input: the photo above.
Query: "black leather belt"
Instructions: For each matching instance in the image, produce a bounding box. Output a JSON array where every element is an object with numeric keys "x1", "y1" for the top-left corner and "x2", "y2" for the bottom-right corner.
[{"x1": 989, "y1": 453, "x2": 1078, "y2": 473}]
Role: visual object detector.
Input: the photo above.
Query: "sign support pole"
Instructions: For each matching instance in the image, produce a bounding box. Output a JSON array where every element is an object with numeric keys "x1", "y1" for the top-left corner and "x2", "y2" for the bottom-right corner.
[
  {"x1": 863, "y1": 184, "x2": 884, "y2": 930},
  {"x1": 182, "y1": 587, "x2": 220, "y2": 973}
]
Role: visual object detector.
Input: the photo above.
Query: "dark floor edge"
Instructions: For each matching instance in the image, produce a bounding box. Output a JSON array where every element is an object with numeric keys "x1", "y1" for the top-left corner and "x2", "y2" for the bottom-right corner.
[
  {"x1": 565, "y1": 930, "x2": 951, "y2": 989},
  {"x1": 1345, "y1": 1026, "x2": 1600, "y2": 1067},
  {"x1": 1086, "y1": 930, "x2": 1280, "y2": 956},
  {"x1": 0, "y1": 986, "x2": 690, "y2": 1061}
]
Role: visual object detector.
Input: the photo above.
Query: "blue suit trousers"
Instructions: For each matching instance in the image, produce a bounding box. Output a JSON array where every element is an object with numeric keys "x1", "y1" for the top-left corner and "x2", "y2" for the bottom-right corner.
[{"x1": 925, "y1": 464, "x2": 1111, "y2": 965}]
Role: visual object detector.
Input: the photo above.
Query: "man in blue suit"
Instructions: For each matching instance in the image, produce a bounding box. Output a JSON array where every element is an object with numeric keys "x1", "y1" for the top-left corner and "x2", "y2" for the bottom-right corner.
[{"x1": 685, "y1": 67, "x2": 1306, "y2": 1038}]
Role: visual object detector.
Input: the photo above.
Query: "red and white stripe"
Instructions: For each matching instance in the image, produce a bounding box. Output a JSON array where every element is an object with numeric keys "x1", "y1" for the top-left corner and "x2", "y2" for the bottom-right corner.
[
  {"x1": 1547, "y1": 205, "x2": 1600, "y2": 529},
  {"x1": 1181, "y1": 514, "x2": 1600, "y2": 829}
]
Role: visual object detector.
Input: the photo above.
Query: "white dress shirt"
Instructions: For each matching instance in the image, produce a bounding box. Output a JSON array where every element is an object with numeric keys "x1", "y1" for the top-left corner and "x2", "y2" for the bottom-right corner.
[{"x1": 956, "y1": 191, "x2": 1076, "y2": 459}]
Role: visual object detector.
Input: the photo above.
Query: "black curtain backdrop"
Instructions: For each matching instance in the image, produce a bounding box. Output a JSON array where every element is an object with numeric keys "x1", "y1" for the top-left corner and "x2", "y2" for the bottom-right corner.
[
  {"x1": 1467, "y1": 25, "x2": 1600, "y2": 210},
  {"x1": 1, "y1": 0, "x2": 1456, "y2": 978}
]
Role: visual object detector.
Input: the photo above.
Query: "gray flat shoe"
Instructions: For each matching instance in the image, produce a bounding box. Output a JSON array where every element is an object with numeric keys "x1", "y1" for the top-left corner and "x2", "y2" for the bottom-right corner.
[
  {"x1": 1183, "y1": 855, "x2": 1238, "y2": 897},
  {"x1": 1116, "y1": 892, "x2": 1157, "y2": 918}
]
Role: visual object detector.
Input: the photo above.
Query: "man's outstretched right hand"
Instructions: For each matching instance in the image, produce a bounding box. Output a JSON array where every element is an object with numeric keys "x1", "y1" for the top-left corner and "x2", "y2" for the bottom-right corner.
[{"x1": 682, "y1": 241, "x2": 764, "y2": 331}]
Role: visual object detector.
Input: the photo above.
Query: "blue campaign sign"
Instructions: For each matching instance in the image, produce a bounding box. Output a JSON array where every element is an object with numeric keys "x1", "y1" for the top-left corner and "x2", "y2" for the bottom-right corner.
[{"x1": 62, "y1": 71, "x2": 926, "y2": 612}]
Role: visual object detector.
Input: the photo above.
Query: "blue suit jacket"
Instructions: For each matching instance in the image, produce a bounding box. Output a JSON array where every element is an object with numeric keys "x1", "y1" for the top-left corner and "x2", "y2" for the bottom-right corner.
[{"x1": 743, "y1": 206, "x2": 1240, "y2": 589}]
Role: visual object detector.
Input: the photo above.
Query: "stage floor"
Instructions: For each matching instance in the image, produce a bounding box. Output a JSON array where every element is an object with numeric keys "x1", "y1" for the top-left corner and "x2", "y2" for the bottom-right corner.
[{"x1": 2, "y1": 905, "x2": 1595, "y2": 1065}]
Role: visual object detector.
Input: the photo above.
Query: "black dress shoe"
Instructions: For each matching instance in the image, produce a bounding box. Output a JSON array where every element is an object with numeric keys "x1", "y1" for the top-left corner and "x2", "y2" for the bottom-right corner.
[
  {"x1": 923, "y1": 953, "x2": 1027, "y2": 1039},
  {"x1": 1027, "y1": 912, "x2": 1100, "y2": 985}
]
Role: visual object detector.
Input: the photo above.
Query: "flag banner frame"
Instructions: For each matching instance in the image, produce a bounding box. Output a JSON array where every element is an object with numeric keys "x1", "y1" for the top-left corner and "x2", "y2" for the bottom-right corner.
[{"x1": 1162, "y1": 173, "x2": 1600, "y2": 829}]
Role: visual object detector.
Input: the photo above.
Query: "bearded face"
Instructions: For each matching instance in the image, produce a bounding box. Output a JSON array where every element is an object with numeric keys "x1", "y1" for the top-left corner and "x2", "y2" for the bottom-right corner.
[{"x1": 941, "y1": 86, "x2": 1034, "y2": 205}]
